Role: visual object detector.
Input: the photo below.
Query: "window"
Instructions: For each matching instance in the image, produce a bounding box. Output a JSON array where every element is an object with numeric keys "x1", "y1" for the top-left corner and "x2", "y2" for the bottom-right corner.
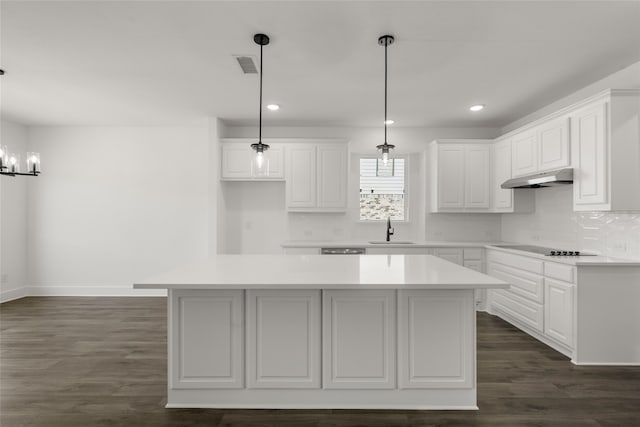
[{"x1": 359, "y1": 157, "x2": 406, "y2": 221}]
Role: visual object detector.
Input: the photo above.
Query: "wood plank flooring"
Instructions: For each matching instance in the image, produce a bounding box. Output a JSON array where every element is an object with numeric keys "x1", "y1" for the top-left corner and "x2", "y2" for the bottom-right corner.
[{"x1": 1, "y1": 297, "x2": 639, "y2": 426}]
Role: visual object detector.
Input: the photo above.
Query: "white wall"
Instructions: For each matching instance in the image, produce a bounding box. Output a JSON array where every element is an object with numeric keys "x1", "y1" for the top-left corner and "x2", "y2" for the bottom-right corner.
[
  {"x1": 26, "y1": 126, "x2": 209, "y2": 295},
  {"x1": 219, "y1": 125, "x2": 503, "y2": 253},
  {"x1": 501, "y1": 186, "x2": 640, "y2": 260},
  {"x1": 0, "y1": 120, "x2": 29, "y2": 302}
]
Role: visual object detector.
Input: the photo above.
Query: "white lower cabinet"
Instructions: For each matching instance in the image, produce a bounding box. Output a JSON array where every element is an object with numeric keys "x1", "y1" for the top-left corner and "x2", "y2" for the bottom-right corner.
[
  {"x1": 170, "y1": 290, "x2": 244, "y2": 389},
  {"x1": 246, "y1": 290, "x2": 321, "y2": 388},
  {"x1": 433, "y1": 248, "x2": 464, "y2": 265},
  {"x1": 544, "y1": 278, "x2": 575, "y2": 348},
  {"x1": 397, "y1": 290, "x2": 474, "y2": 389},
  {"x1": 322, "y1": 290, "x2": 395, "y2": 389}
]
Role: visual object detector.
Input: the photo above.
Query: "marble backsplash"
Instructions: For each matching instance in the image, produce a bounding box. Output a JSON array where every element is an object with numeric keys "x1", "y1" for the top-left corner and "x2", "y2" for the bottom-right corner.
[{"x1": 501, "y1": 186, "x2": 640, "y2": 260}]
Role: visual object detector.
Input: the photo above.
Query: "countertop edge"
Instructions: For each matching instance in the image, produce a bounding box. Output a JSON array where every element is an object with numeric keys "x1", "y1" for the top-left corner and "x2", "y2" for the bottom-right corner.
[
  {"x1": 485, "y1": 245, "x2": 640, "y2": 266},
  {"x1": 134, "y1": 283, "x2": 509, "y2": 290}
]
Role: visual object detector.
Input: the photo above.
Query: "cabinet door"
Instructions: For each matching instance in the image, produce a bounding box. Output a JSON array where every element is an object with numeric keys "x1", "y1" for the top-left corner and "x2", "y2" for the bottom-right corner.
[
  {"x1": 246, "y1": 290, "x2": 321, "y2": 388},
  {"x1": 572, "y1": 102, "x2": 609, "y2": 209},
  {"x1": 493, "y1": 139, "x2": 513, "y2": 210},
  {"x1": 398, "y1": 290, "x2": 474, "y2": 389},
  {"x1": 437, "y1": 145, "x2": 465, "y2": 209},
  {"x1": 433, "y1": 248, "x2": 464, "y2": 265},
  {"x1": 544, "y1": 278, "x2": 574, "y2": 348},
  {"x1": 170, "y1": 290, "x2": 243, "y2": 389},
  {"x1": 538, "y1": 117, "x2": 570, "y2": 172},
  {"x1": 511, "y1": 130, "x2": 538, "y2": 177},
  {"x1": 465, "y1": 145, "x2": 491, "y2": 208},
  {"x1": 286, "y1": 146, "x2": 317, "y2": 209},
  {"x1": 317, "y1": 144, "x2": 347, "y2": 209},
  {"x1": 221, "y1": 144, "x2": 253, "y2": 180},
  {"x1": 265, "y1": 145, "x2": 285, "y2": 179},
  {"x1": 322, "y1": 290, "x2": 395, "y2": 389}
]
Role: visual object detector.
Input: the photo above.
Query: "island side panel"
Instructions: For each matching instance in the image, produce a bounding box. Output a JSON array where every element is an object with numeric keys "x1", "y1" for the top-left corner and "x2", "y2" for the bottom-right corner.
[{"x1": 167, "y1": 288, "x2": 478, "y2": 409}]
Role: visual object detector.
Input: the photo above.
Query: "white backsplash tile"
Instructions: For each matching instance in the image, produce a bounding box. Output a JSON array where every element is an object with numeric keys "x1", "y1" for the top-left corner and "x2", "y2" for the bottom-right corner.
[{"x1": 502, "y1": 186, "x2": 640, "y2": 260}]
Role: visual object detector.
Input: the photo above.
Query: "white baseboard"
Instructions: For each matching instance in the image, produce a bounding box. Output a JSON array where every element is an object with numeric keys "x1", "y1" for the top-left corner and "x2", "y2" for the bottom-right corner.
[
  {"x1": 0, "y1": 287, "x2": 29, "y2": 303},
  {"x1": 26, "y1": 286, "x2": 167, "y2": 297}
]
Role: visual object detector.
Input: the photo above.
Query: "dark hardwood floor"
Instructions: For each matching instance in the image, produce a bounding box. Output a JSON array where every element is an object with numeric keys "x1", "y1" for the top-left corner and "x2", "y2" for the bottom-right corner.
[{"x1": 1, "y1": 297, "x2": 639, "y2": 426}]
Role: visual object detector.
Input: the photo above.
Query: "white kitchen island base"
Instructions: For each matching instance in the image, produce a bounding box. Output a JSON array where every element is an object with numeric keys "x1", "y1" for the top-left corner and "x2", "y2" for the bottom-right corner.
[{"x1": 135, "y1": 255, "x2": 507, "y2": 410}]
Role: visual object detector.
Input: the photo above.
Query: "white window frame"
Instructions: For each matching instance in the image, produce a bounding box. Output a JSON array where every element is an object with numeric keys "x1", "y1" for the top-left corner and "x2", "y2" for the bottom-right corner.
[{"x1": 357, "y1": 154, "x2": 409, "y2": 223}]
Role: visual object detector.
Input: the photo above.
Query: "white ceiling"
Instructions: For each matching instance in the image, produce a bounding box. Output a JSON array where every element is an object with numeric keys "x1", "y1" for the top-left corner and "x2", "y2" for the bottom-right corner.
[{"x1": 1, "y1": 1, "x2": 639, "y2": 128}]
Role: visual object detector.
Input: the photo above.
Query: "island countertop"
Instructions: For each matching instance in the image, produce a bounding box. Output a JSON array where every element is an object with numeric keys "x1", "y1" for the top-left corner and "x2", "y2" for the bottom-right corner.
[{"x1": 134, "y1": 254, "x2": 508, "y2": 290}]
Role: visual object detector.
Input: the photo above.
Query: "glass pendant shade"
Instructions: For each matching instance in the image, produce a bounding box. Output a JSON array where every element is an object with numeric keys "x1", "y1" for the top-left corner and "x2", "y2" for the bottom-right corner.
[
  {"x1": 8, "y1": 153, "x2": 20, "y2": 173},
  {"x1": 27, "y1": 152, "x2": 41, "y2": 173},
  {"x1": 0, "y1": 145, "x2": 7, "y2": 170},
  {"x1": 251, "y1": 149, "x2": 270, "y2": 178}
]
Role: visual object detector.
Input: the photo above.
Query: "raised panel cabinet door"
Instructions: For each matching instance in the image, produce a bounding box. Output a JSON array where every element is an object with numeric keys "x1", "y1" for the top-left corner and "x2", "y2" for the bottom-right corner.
[
  {"x1": 572, "y1": 102, "x2": 609, "y2": 209},
  {"x1": 437, "y1": 145, "x2": 465, "y2": 209},
  {"x1": 221, "y1": 144, "x2": 253, "y2": 180},
  {"x1": 170, "y1": 289, "x2": 243, "y2": 389},
  {"x1": 538, "y1": 117, "x2": 571, "y2": 172},
  {"x1": 511, "y1": 130, "x2": 538, "y2": 177},
  {"x1": 433, "y1": 248, "x2": 464, "y2": 265},
  {"x1": 317, "y1": 144, "x2": 347, "y2": 209},
  {"x1": 398, "y1": 290, "x2": 474, "y2": 389},
  {"x1": 464, "y1": 145, "x2": 491, "y2": 208},
  {"x1": 544, "y1": 278, "x2": 575, "y2": 348},
  {"x1": 246, "y1": 290, "x2": 321, "y2": 388},
  {"x1": 265, "y1": 145, "x2": 285, "y2": 179},
  {"x1": 322, "y1": 290, "x2": 395, "y2": 389},
  {"x1": 493, "y1": 139, "x2": 513, "y2": 210},
  {"x1": 286, "y1": 146, "x2": 317, "y2": 209}
]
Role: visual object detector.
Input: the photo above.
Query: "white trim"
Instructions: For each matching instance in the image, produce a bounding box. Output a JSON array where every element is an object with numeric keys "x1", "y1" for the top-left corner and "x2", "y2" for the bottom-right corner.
[
  {"x1": 0, "y1": 287, "x2": 28, "y2": 303},
  {"x1": 572, "y1": 362, "x2": 640, "y2": 366},
  {"x1": 165, "y1": 403, "x2": 479, "y2": 410},
  {"x1": 27, "y1": 286, "x2": 166, "y2": 297}
]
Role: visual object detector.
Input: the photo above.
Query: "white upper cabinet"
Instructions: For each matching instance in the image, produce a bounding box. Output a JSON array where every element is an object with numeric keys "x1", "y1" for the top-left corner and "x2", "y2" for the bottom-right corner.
[
  {"x1": 221, "y1": 140, "x2": 284, "y2": 180},
  {"x1": 538, "y1": 117, "x2": 571, "y2": 172},
  {"x1": 571, "y1": 90, "x2": 640, "y2": 211},
  {"x1": 511, "y1": 117, "x2": 570, "y2": 177},
  {"x1": 286, "y1": 142, "x2": 348, "y2": 212},
  {"x1": 430, "y1": 140, "x2": 491, "y2": 212},
  {"x1": 492, "y1": 138, "x2": 513, "y2": 211},
  {"x1": 511, "y1": 130, "x2": 538, "y2": 177},
  {"x1": 465, "y1": 145, "x2": 491, "y2": 209}
]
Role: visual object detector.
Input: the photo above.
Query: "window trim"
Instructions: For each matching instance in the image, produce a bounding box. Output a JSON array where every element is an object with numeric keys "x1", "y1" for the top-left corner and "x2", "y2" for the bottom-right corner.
[{"x1": 357, "y1": 154, "x2": 410, "y2": 223}]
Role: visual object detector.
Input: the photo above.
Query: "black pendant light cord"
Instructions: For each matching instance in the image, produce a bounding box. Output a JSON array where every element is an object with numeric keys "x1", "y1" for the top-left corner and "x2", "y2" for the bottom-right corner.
[
  {"x1": 384, "y1": 40, "x2": 388, "y2": 145},
  {"x1": 259, "y1": 43, "x2": 263, "y2": 145}
]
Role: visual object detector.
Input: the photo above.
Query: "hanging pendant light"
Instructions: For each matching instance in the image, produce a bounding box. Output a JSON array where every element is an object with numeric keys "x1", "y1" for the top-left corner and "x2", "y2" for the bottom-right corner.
[
  {"x1": 376, "y1": 35, "x2": 395, "y2": 165},
  {"x1": 250, "y1": 33, "x2": 270, "y2": 177}
]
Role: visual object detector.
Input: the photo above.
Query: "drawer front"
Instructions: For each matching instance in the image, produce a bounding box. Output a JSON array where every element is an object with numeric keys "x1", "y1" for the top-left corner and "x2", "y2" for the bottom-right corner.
[
  {"x1": 488, "y1": 262, "x2": 544, "y2": 304},
  {"x1": 544, "y1": 262, "x2": 575, "y2": 283},
  {"x1": 463, "y1": 248, "x2": 483, "y2": 260},
  {"x1": 487, "y1": 250, "x2": 543, "y2": 275},
  {"x1": 491, "y1": 289, "x2": 544, "y2": 333}
]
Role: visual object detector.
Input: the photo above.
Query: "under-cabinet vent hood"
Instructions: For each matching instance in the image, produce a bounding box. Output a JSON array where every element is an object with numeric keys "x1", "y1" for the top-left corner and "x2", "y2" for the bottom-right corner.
[{"x1": 501, "y1": 168, "x2": 573, "y2": 189}]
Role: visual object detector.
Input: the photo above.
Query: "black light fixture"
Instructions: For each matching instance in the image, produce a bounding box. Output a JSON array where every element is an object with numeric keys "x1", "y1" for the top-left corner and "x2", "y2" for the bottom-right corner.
[
  {"x1": 250, "y1": 33, "x2": 270, "y2": 177},
  {"x1": 376, "y1": 35, "x2": 395, "y2": 165},
  {"x1": 0, "y1": 69, "x2": 41, "y2": 177}
]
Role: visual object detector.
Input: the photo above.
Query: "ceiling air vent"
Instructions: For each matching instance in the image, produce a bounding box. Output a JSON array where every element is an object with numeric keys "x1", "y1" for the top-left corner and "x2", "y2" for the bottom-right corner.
[{"x1": 234, "y1": 55, "x2": 258, "y2": 74}]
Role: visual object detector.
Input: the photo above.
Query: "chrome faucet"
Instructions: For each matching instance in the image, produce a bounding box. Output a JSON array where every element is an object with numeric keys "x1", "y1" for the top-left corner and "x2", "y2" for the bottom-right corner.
[{"x1": 386, "y1": 217, "x2": 394, "y2": 242}]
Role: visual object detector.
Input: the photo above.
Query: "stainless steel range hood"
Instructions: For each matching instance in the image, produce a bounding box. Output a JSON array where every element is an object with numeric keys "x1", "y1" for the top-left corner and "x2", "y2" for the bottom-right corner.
[{"x1": 501, "y1": 168, "x2": 573, "y2": 189}]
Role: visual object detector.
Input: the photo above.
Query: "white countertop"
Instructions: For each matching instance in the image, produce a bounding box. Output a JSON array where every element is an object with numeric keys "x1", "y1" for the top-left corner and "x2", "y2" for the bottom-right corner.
[
  {"x1": 485, "y1": 245, "x2": 640, "y2": 266},
  {"x1": 134, "y1": 254, "x2": 509, "y2": 290},
  {"x1": 281, "y1": 240, "x2": 504, "y2": 248}
]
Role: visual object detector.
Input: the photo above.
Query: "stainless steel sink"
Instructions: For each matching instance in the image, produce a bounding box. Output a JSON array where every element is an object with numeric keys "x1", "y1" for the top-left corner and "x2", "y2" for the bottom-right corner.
[{"x1": 368, "y1": 241, "x2": 416, "y2": 244}]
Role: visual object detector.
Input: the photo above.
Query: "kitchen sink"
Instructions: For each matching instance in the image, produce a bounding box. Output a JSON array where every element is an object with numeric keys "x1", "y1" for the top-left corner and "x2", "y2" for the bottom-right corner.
[{"x1": 368, "y1": 241, "x2": 416, "y2": 244}]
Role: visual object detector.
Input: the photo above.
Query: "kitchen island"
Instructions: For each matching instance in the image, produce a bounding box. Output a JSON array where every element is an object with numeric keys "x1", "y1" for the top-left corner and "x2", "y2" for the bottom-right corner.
[{"x1": 134, "y1": 254, "x2": 507, "y2": 410}]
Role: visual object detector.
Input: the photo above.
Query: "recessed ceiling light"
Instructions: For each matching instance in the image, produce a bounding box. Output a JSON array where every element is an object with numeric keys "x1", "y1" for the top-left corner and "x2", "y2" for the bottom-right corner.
[
  {"x1": 266, "y1": 104, "x2": 280, "y2": 111},
  {"x1": 384, "y1": 119, "x2": 395, "y2": 125},
  {"x1": 469, "y1": 104, "x2": 485, "y2": 112}
]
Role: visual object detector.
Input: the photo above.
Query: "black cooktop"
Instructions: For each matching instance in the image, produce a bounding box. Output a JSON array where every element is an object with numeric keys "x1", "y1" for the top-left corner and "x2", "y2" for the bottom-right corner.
[{"x1": 492, "y1": 244, "x2": 595, "y2": 257}]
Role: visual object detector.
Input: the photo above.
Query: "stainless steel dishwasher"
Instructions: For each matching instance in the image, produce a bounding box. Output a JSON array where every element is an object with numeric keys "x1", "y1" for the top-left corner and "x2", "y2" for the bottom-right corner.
[{"x1": 320, "y1": 247, "x2": 366, "y2": 255}]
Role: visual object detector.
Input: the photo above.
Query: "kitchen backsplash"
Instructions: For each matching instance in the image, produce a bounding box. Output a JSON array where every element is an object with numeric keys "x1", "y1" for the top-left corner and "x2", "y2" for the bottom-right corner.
[{"x1": 501, "y1": 185, "x2": 640, "y2": 260}]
